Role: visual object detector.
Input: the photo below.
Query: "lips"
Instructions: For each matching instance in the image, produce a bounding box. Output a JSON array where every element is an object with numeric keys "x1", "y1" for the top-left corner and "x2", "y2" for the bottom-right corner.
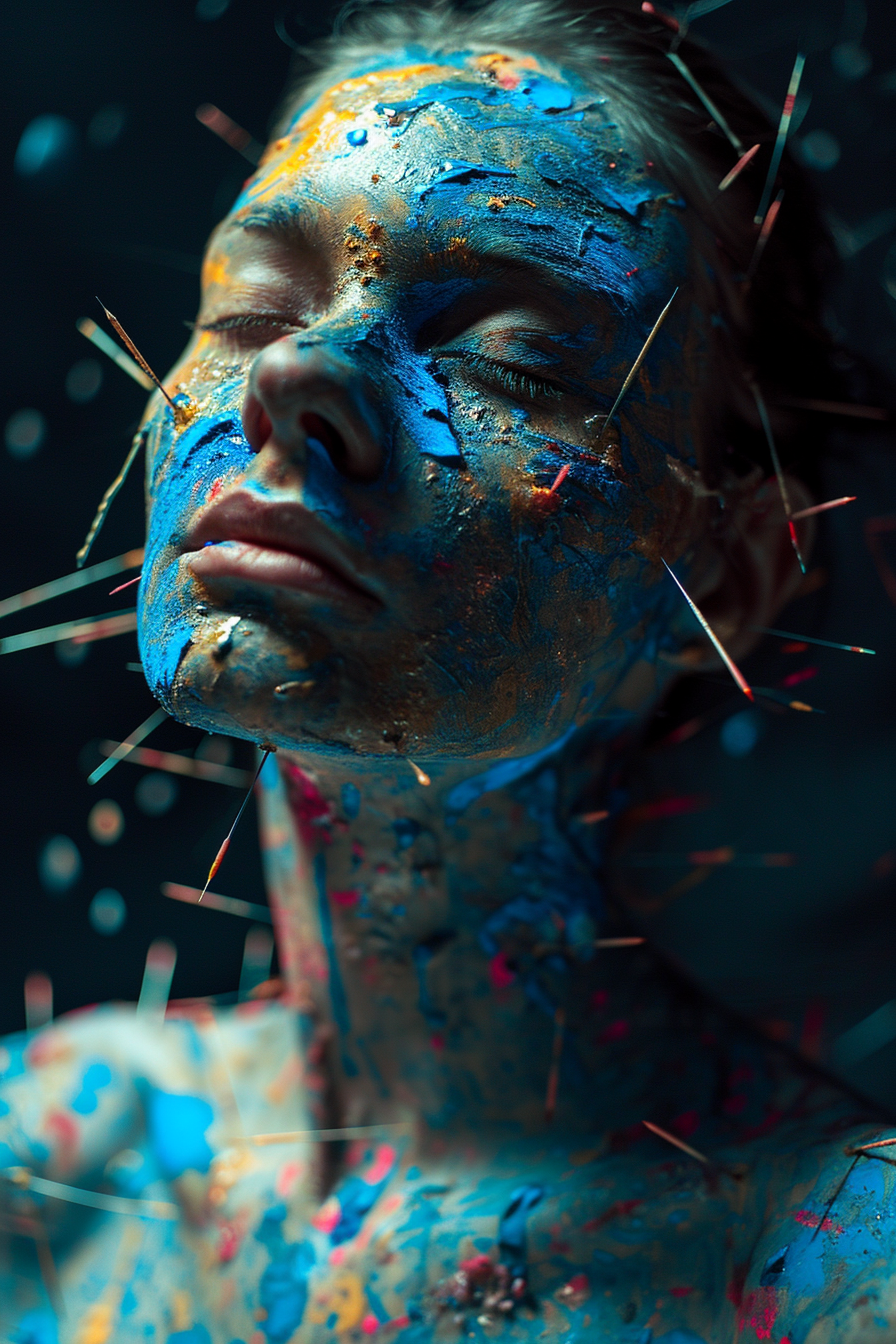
[{"x1": 183, "y1": 489, "x2": 381, "y2": 608}]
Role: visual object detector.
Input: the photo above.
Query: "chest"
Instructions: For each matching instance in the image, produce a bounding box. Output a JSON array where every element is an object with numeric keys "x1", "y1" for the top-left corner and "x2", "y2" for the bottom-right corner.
[{"x1": 46, "y1": 1145, "x2": 750, "y2": 1344}]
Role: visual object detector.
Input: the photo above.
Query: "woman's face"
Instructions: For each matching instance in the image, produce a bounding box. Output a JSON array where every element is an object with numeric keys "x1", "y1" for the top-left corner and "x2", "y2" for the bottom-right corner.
[{"x1": 139, "y1": 50, "x2": 713, "y2": 761}]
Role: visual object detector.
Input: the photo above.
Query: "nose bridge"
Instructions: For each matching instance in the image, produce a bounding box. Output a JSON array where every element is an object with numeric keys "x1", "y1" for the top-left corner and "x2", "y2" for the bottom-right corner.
[{"x1": 243, "y1": 325, "x2": 386, "y2": 481}]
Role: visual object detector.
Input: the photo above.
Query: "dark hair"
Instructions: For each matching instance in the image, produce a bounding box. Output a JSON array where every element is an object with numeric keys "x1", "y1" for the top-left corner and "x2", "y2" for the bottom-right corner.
[{"x1": 274, "y1": 0, "x2": 845, "y2": 490}]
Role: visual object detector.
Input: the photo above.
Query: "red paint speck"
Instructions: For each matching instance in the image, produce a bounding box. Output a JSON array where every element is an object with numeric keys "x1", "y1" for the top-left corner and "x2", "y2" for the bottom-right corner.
[
  {"x1": 208, "y1": 478, "x2": 224, "y2": 501},
  {"x1": 591, "y1": 988, "x2": 608, "y2": 1011},
  {"x1": 599, "y1": 1018, "x2": 630, "y2": 1044},
  {"x1": 626, "y1": 267, "x2": 640, "y2": 278},
  {"x1": 669, "y1": 1286, "x2": 693, "y2": 1297},
  {"x1": 284, "y1": 765, "x2": 336, "y2": 848},
  {"x1": 361, "y1": 1314, "x2": 380, "y2": 1335},
  {"x1": 430, "y1": 1031, "x2": 444, "y2": 1052},
  {"x1": 671, "y1": 1110, "x2": 700, "y2": 1139},
  {"x1": 781, "y1": 665, "x2": 818, "y2": 688},
  {"x1": 488, "y1": 952, "x2": 516, "y2": 990},
  {"x1": 794, "y1": 1209, "x2": 843, "y2": 1234},
  {"x1": 331, "y1": 889, "x2": 360, "y2": 907}
]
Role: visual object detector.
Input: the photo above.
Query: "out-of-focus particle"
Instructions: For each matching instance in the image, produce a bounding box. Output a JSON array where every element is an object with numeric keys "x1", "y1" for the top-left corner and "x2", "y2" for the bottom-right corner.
[
  {"x1": 39, "y1": 835, "x2": 81, "y2": 894},
  {"x1": 135, "y1": 771, "x2": 179, "y2": 817},
  {"x1": 65, "y1": 358, "x2": 102, "y2": 404},
  {"x1": 831, "y1": 42, "x2": 872, "y2": 81},
  {"x1": 720, "y1": 710, "x2": 761, "y2": 758},
  {"x1": 89, "y1": 888, "x2": 126, "y2": 935},
  {"x1": 56, "y1": 638, "x2": 90, "y2": 667},
  {"x1": 799, "y1": 130, "x2": 841, "y2": 171},
  {"x1": 87, "y1": 105, "x2": 126, "y2": 148},
  {"x1": 14, "y1": 114, "x2": 79, "y2": 182},
  {"x1": 5, "y1": 409, "x2": 46, "y2": 459},
  {"x1": 88, "y1": 798, "x2": 124, "y2": 846},
  {"x1": 195, "y1": 735, "x2": 233, "y2": 766}
]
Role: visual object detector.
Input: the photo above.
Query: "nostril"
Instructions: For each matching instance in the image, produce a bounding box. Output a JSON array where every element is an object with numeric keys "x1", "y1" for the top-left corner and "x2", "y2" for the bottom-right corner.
[{"x1": 301, "y1": 411, "x2": 349, "y2": 474}]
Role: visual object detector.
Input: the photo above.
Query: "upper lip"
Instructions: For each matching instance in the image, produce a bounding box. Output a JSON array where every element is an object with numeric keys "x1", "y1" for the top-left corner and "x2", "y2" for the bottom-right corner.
[{"x1": 183, "y1": 489, "x2": 382, "y2": 604}]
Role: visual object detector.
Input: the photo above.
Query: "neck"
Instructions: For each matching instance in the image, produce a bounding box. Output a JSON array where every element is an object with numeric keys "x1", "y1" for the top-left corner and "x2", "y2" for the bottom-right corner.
[{"x1": 258, "y1": 733, "x2": 690, "y2": 1144}]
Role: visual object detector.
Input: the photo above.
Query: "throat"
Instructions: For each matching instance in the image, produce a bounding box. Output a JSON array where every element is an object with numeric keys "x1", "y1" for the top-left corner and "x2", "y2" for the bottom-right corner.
[{"x1": 257, "y1": 742, "x2": 683, "y2": 1141}]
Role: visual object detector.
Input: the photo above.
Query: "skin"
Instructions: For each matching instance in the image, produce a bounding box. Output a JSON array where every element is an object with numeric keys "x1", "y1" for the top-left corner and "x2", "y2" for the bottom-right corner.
[{"x1": 2, "y1": 47, "x2": 892, "y2": 1344}]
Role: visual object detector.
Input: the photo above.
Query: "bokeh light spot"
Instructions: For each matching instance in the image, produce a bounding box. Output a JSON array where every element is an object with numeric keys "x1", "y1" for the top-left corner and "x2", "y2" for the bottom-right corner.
[
  {"x1": 800, "y1": 129, "x2": 841, "y2": 171},
  {"x1": 14, "y1": 114, "x2": 79, "y2": 181},
  {"x1": 89, "y1": 888, "x2": 126, "y2": 935},
  {"x1": 65, "y1": 358, "x2": 103, "y2": 404},
  {"x1": 135, "y1": 771, "x2": 179, "y2": 817},
  {"x1": 88, "y1": 799, "x2": 124, "y2": 845},
  {"x1": 5, "y1": 409, "x2": 46, "y2": 459},
  {"x1": 39, "y1": 835, "x2": 81, "y2": 894},
  {"x1": 87, "y1": 104, "x2": 126, "y2": 148},
  {"x1": 720, "y1": 710, "x2": 762, "y2": 758}
]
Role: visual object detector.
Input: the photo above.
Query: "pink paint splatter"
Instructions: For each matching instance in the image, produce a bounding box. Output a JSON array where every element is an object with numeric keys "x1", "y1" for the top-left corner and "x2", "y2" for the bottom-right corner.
[
  {"x1": 361, "y1": 1315, "x2": 380, "y2": 1335},
  {"x1": 670, "y1": 1286, "x2": 693, "y2": 1298},
  {"x1": 430, "y1": 1031, "x2": 445, "y2": 1052},
  {"x1": 218, "y1": 1220, "x2": 243, "y2": 1263},
  {"x1": 590, "y1": 988, "x2": 608, "y2": 1011},
  {"x1": 285, "y1": 766, "x2": 336, "y2": 848},
  {"x1": 276, "y1": 1160, "x2": 303, "y2": 1199},
  {"x1": 671, "y1": 1109, "x2": 700, "y2": 1139},
  {"x1": 599, "y1": 1018, "x2": 630, "y2": 1044},
  {"x1": 488, "y1": 952, "x2": 516, "y2": 990},
  {"x1": 794, "y1": 1209, "x2": 843, "y2": 1234},
  {"x1": 781, "y1": 666, "x2": 818, "y2": 689},
  {"x1": 331, "y1": 889, "x2": 360, "y2": 907},
  {"x1": 363, "y1": 1144, "x2": 396, "y2": 1186},
  {"x1": 736, "y1": 1286, "x2": 778, "y2": 1340}
]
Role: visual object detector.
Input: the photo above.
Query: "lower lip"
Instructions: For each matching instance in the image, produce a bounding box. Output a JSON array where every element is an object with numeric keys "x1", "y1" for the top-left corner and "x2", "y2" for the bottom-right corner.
[{"x1": 187, "y1": 540, "x2": 372, "y2": 605}]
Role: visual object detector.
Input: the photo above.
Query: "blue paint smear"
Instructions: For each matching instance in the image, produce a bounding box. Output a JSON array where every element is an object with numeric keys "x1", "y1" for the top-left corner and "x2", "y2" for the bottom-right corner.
[
  {"x1": 533, "y1": 149, "x2": 667, "y2": 219},
  {"x1": 9, "y1": 1312, "x2": 58, "y2": 1344},
  {"x1": 256, "y1": 1203, "x2": 316, "y2": 1342},
  {"x1": 168, "y1": 1330, "x2": 212, "y2": 1344},
  {"x1": 145, "y1": 1089, "x2": 214, "y2": 1179},
  {"x1": 341, "y1": 782, "x2": 361, "y2": 819},
  {"x1": 314, "y1": 851, "x2": 351, "y2": 1034},
  {"x1": 330, "y1": 1149, "x2": 399, "y2": 1244},
  {"x1": 446, "y1": 722, "x2": 578, "y2": 813},
  {"x1": 346, "y1": 127, "x2": 368, "y2": 146},
  {"x1": 498, "y1": 1184, "x2": 544, "y2": 1276},
  {"x1": 524, "y1": 75, "x2": 574, "y2": 111},
  {"x1": 70, "y1": 1060, "x2": 113, "y2": 1115}
]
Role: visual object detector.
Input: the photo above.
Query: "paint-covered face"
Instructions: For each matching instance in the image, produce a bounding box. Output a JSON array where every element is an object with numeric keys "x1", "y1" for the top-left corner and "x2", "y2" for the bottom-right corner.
[{"x1": 140, "y1": 51, "x2": 715, "y2": 760}]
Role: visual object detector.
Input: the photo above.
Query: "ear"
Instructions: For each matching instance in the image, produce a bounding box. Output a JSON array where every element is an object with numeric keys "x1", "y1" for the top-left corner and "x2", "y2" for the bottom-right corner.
[{"x1": 671, "y1": 471, "x2": 816, "y2": 665}]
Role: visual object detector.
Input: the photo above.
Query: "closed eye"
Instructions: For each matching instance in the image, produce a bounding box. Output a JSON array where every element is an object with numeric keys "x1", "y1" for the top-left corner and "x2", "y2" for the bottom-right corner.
[
  {"x1": 442, "y1": 351, "x2": 565, "y2": 404},
  {"x1": 197, "y1": 313, "x2": 304, "y2": 338}
]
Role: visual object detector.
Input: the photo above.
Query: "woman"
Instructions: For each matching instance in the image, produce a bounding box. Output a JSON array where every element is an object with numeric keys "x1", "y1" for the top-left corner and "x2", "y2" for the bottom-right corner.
[{"x1": 3, "y1": 2, "x2": 892, "y2": 1340}]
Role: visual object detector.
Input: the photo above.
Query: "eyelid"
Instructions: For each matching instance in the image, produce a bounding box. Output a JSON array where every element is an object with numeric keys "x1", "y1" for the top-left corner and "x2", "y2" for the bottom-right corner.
[
  {"x1": 441, "y1": 350, "x2": 566, "y2": 402},
  {"x1": 197, "y1": 313, "x2": 304, "y2": 334}
]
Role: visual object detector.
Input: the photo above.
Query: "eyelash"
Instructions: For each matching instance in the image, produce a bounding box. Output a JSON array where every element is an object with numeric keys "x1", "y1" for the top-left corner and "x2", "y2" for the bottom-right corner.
[
  {"x1": 452, "y1": 353, "x2": 564, "y2": 404},
  {"x1": 197, "y1": 314, "x2": 299, "y2": 335}
]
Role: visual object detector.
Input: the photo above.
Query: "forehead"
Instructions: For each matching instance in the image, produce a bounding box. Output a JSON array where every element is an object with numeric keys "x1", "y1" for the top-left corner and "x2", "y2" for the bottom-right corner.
[{"x1": 209, "y1": 51, "x2": 687, "y2": 301}]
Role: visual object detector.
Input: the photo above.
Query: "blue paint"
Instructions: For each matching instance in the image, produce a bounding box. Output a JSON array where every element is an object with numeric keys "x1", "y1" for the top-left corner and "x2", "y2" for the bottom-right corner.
[
  {"x1": 70, "y1": 1060, "x2": 113, "y2": 1115},
  {"x1": 498, "y1": 1184, "x2": 544, "y2": 1276},
  {"x1": 524, "y1": 75, "x2": 574, "y2": 112},
  {"x1": 346, "y1": 127, "x2": 368, "y2": 146},
  {"x1": 446, "y1": 722, "x2": 579, "y2": 813},
  {"x1": 145, "y1": 1088, "x2": 214, "y2": 1178},
  {"x1": 330, "y1": 1150, "x2": 399, "y2": 1244},
  {"x1": 341, "y1": 782, "x2": 361, "y2": 819},
  {"x1": 255, "y1": 1203, "x2": 316, "y2": 1342},
  {"x1": 393, "y1": 817, "x2": 420, "y2": 850},
  {"x1": 314, "y1": 851, "x2": 351, "y2": 1034},
  {"x1": 653, "y1": 1334, "x2": 708, "y2": 1344},
  {"x1": 168, "y1": 1330, "x2": 211, "y2": 1344},
  {"x1": 9, "y1": 1312, "x2": 58, "y2": 1344}
]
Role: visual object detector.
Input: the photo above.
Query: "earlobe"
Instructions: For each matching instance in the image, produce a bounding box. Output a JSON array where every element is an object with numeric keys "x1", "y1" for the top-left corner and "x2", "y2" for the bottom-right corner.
[{"x1": 669, "y1": 471, "x2": 816, "y2": 666}]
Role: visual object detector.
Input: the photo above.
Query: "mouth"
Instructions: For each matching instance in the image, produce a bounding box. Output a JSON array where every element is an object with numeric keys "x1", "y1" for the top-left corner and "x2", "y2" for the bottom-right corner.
[{"x1": 183, "y1": 489, "x2": 381, "y2": 609}]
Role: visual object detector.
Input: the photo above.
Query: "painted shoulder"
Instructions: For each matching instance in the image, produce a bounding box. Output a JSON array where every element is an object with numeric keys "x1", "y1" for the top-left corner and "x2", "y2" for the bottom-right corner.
[{"x1": 742, "y1": 1124, "x2": 896, "y2": 1342}]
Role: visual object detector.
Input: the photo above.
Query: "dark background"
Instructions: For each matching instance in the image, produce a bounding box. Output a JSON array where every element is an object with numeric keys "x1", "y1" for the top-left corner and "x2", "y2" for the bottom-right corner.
[{"x1": 2, "y1": 0, "x2": 896, "y2": 1094}]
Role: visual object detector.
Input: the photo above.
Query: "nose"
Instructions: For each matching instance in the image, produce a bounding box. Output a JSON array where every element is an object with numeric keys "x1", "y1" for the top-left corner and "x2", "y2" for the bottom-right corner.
[{"x1": 242, "y1": 337, "x2": 384, "y2": 481}]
